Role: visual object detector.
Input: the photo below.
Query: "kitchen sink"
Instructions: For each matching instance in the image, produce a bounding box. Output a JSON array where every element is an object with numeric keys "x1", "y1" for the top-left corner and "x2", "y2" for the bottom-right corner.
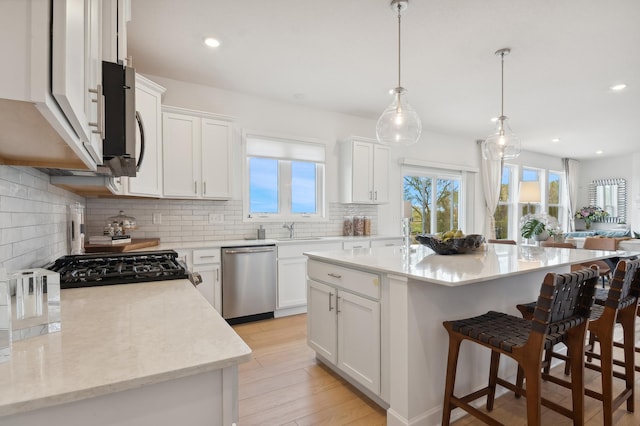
[{"x1": 276, "y1": 237, "x2": 324, "y2": 241}]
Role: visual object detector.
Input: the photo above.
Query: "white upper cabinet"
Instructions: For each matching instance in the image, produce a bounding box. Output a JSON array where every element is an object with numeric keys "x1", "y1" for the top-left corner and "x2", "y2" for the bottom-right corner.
[
  {"x1": 162, "y1": 106, "x2": 234, "y2": 200},
  {"x1": 0, "y1": 0, "x2": 101, "y2": 170},
  {"x1": 51, "y1": 0, "x2": 103, "y2": 165},
  {"x1": 101, "y1": 0, "x2": 129, "y2": 64},
  {"x1": 340, "y1": 137, "x2": 390, "y2": 204},
  {"x1": 122, "y1": 75, "x2": 166, "y2": 197}
]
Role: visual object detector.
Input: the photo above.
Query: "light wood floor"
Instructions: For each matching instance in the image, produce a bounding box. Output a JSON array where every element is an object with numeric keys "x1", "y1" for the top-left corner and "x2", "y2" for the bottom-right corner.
[{"x1": 233, "y1": 314, "x2": 640, "y2": 426}]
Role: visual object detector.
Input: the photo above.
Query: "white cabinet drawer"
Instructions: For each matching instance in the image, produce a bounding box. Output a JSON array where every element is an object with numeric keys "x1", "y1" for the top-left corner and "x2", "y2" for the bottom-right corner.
[
  {"x1": 193, "y1": 248, "x2": 220, "y2": 264},
  {"x1": 343, "y1": 240, "x2": 370, "y2": 250},
  {"x1": 307, "y1": 260, "x2": 380, "y2": 300},
  {"x1": 278, "y1": 241, "x2": 342, "y2": 258},
  {"x1": 370, "y1": 238, "x2": 403, "y2": 247}
]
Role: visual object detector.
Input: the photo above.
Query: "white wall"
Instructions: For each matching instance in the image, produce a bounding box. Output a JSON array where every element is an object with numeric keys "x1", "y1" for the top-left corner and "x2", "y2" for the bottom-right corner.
[
  {"x1": 145, "y1": 74, "x2": 483, "y2": 235},
  {"x1": 578, "y1": 153, "x2": 637, "y2": 231}
]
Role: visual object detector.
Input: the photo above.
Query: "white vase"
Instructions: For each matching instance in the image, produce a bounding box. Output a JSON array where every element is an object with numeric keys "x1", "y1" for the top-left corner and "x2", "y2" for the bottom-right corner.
[{"x1": 533, "y1": 230, "x2": 550, "y2": 241}]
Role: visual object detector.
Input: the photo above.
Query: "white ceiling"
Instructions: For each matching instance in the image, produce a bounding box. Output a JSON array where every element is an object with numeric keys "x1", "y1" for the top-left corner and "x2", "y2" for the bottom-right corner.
[{"x1": 127, "y1": 0, "x2": 640, "y2": 160}]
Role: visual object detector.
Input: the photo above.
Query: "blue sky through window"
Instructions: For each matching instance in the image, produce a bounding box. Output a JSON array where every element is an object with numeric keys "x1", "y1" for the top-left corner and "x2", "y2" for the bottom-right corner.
[
  {"x1": 291, "y1": 162, "x2": 316, "y2": 213},
  {"x1": 249, "y1": 157, "x2": 278, "y2": 213}
]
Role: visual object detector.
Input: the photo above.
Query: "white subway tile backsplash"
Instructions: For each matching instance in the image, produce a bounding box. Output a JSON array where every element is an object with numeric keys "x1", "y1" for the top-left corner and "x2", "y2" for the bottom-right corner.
[
  {"x1": 0, "y1": 166, "x2": 83, "y2": 271},
  {"x1": 86, "y1": 198, "x2": 378, "y2": 242},
  {"x1": 0, "y1": 165, "x2": 380, "y2": 271}
]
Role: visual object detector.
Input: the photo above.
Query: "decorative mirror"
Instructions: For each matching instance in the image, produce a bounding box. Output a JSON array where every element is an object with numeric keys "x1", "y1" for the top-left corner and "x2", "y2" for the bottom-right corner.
[{"x1": 588, "y1": 178, "x2": 626, "y2": 223}]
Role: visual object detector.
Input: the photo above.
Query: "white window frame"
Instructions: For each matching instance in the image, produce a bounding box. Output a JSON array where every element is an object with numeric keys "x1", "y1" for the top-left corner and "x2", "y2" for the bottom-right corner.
[
  {"x1": 402, "y1": 165, "x2": 466, "y2": 234},
  {"x1": 497, "y1": 164, "x2": 567, "y2": 240},
  {"x1": 243, "y1": 130, "x2": 326, "y2": 222},
  {"x1": 496, "y1": 164, "x2": 516, "y2": 240},
  {"x1": 547, "y1": 169, "x2": 566, "y2": 229}
]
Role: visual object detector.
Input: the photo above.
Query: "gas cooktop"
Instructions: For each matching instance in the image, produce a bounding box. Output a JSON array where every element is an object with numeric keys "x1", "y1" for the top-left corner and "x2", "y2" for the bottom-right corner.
[{"x1": 46, "y1": 250, "x2": 189, "y2": 289}]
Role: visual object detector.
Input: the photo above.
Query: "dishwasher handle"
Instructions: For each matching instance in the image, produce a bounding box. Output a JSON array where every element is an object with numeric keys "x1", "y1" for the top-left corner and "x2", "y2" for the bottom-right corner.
[{"x1": 223, "y1": 246, "x2": 275, "y2": 255}]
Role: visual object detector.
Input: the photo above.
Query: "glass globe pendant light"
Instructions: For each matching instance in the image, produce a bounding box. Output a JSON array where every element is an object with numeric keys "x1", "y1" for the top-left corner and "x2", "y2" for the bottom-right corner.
[
  {"x1": 376, "y1": 0, "x2": 422, "y2": 147},
  {"x1": 481, "y1": 48, "x2": 521, "y2": 160}
]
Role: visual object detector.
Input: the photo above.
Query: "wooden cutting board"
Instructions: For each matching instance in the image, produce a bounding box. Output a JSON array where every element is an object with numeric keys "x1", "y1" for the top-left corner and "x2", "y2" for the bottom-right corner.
[{"x1": 84, "y1": 238, "x2": 161, "y2": 253}]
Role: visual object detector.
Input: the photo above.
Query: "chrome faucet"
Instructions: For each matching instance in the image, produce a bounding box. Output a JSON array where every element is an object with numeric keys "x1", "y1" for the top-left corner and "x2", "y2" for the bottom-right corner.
[{"x1": 283, "y1": 222, "x2": 295, "y2": 239}]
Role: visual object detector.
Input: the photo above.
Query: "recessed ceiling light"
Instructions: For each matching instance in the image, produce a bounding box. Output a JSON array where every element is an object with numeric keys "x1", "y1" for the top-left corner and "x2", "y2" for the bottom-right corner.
[
  {"x1": 595, "y1": 150, "x2": 604, "y2": 155},
  {"x1": 610, "y1": 83, "x2": 627, "y2": 91},
  {"x1": 551, "y1": 138, "x2": 560, "y2": 143},
  {"x1": 204, "y1": 37, "x2": 221, "y2": 48}
]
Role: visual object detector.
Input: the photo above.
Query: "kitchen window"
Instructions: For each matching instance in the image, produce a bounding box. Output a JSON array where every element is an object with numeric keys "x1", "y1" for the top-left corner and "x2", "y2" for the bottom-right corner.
[
  {"x1": 244, "y1": 132, "x2": 325, "y2": 220},
  {"x1": 495, "y1": 165, "x2": 515, "y2": 240},
  {"x1": 494, "y1": 165, "x2": 566, "y2": 240},
  {"x1": 403, "y1": 169, "x2": 463, "y2": 235}
]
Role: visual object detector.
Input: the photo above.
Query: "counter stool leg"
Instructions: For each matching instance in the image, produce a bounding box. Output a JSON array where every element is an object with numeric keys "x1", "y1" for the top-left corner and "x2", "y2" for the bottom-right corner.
[
  {"x1": 486, "y1": 351, "x2": 500, "y2": 411},
  {"x1": 522, "y1": 361, "x2": 542, "y2": 425},
  {"x1": 567, "y1": 328, "x2": 586, "y2": 425},
  {"x1": 442, "y1": 332, "x2": 463, "y2": 426},
  {"x1": 620, "y1": 307, "x2": 636, "y2": 413},
  {"x1": 597, "y1": 328, "x2": 614, "y2": 426}
]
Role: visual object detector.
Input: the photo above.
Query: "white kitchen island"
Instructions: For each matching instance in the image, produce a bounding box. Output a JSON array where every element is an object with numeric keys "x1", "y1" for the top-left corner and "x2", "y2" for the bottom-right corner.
[
  {"x1": 305, "y1": 243, "x2": 638, "y2": 426},
  {"x1": 0, "y1": 279, "x2": 251, "y2": 426}
]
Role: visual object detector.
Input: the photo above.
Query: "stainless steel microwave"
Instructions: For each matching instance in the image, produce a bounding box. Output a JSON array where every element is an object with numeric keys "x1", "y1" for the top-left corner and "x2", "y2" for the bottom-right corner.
[{"x1": 102, "y1": 61, "x2": 139, "y2": 177}]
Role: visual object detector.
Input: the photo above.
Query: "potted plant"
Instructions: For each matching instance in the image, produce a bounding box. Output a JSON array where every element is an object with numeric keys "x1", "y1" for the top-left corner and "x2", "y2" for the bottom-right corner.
[{"x1": 521, "y1": 217, "x2": 550, "y2": 241}]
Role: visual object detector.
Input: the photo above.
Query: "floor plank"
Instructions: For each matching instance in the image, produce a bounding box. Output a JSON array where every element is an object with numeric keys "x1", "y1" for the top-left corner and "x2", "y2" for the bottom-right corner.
[
  {"x1": 234, "y1": 314, "x2": 386, "y2": 426},
  {"x1": 233, "y1": 314, "x2": 640, "y2": 426}
]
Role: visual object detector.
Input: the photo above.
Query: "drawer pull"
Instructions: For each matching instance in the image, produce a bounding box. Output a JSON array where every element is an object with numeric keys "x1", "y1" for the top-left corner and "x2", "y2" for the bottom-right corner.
[
  {"x1": 328, "y1": 273, "x2": 342, "y2": 279},
  {"x1": 198, "y1": 255, "x2": 217, "y2": 259},
  {"x1": 329, "y1": 292, "x2": 334, "y2": 311}
]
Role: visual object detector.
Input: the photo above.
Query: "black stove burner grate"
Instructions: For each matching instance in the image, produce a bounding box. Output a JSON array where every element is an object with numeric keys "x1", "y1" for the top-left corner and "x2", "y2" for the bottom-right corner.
[{"x1": 47, "y1": 250, "x2": 189, "y2": 289}]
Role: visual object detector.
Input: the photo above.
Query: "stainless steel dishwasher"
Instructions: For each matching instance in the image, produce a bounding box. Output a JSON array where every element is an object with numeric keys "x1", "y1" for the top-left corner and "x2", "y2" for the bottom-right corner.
[{"x1": 221, "y1": 245, "x2": 276, "y2": 322}]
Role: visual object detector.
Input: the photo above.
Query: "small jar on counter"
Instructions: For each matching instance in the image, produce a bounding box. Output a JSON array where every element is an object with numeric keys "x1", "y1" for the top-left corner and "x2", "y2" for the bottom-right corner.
[
  {"x1": 353, "y1": 216, "x2": 365, "y2": 236},
  {"x1": 343, "y1": 216, "x2": 353, "y2": 236},
  {"x1": 363, "y1": 216, "x2": 371, "y2": 236}
]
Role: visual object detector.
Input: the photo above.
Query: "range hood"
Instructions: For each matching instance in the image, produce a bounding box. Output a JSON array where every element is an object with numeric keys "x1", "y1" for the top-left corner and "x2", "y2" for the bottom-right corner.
[{"x1": 42, "y1": 167, "x2": 121, "y2": 196}]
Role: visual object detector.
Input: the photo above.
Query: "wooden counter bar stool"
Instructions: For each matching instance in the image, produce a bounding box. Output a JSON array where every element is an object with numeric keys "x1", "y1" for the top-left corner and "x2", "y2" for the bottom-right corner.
[
  {"x1": 515, "y1": 258, "x2": 640, "y2": 426},
  {"x1": 441, "y1": 267, "x2": 599, "y2": 426}
]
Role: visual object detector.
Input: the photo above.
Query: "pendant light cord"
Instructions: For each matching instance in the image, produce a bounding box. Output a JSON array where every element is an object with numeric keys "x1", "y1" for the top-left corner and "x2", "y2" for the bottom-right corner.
[
  {"x1": 500, "y1": 50, "x2": 505, "y2": 118},
  {"x1": 397, "y1": 4, "x2": 402, "y2": 89}
]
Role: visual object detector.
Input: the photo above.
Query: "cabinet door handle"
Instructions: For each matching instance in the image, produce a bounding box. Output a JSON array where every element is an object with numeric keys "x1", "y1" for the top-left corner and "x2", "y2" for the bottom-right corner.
[
  {"x1": 328, "y1": 292, "x2": 334, "y2": 311},
  {"x1": 374, "y1": 190, "x2": 378, "y2": 201},
  {"x1": 194, "y1": 181, "x2": 198, "y2": 194},
  {"x1": 369, "y1": 190, "x2": 373, "y2": 200},
  {"x1": 328, "y1": 273, "x2": 342, "y2": 279},
  {"x1": 203, "y1": 181, "x2": 207, "y2": 195},
  {"x1": 216, "y1": 269, "x2": 219, "y2": 282},
  {"x1": 88, "y1": 84, "x2": 104, "y2": 139},
  {"x1": 336, "y1": 295, "x2": 341, "y2": 313}
]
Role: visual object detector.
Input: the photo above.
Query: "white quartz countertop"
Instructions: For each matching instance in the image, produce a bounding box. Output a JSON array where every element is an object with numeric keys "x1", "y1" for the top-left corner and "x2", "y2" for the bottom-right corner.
[
  {"x1": 305, "y1": 243, "x2": 640, "y2": 286},
  {"x1": 144, "y1": 235, "x2": 402, "y2": 251},
  {"x1": 0, "y1": 280, "x2": 252, "y2": 417}
]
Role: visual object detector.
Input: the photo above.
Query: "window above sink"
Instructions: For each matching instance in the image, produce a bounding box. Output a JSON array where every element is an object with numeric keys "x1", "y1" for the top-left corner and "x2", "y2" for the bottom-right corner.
[{"x1": 243, "y1": 131, "x2": 326, "y2": 222}]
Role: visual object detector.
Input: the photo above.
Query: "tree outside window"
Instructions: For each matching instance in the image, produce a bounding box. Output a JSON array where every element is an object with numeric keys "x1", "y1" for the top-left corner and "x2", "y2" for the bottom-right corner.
[
  {"x1": 494, "y1": 165, "x2": 513, "y2": 239},
  {"x1": 404, "y1": 174, "x2": 460, "y2": 235}
]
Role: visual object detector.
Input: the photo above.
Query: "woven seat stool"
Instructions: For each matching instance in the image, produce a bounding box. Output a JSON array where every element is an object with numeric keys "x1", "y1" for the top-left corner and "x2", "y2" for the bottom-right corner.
[
  {"x1": 515, "y1": 259, "x2": 640, "y2": 426},
  {"x1": 442, "y1": 267, "x2": 599, "y2": 426}
]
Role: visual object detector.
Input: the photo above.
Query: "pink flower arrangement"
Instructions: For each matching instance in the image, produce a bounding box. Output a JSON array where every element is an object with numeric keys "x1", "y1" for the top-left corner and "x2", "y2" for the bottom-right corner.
[{"x1": 574, "y1": 206, "x2": 608, "y2": 229}]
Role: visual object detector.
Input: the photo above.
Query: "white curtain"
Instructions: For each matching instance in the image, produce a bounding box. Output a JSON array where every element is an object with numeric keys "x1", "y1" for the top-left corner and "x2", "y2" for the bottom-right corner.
[
  {"x1": 563, "y1": 158, "x2": 579, "y2": 231},
  {"x1": 479, "y1": 141, "x2": 502, "y2": 239}
]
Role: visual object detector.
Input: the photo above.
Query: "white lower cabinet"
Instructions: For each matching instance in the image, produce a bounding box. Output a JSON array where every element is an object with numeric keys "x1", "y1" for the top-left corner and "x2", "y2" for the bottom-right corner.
[
  {"x1": 192, "y1": 248, "x2": 221, "y2": 313},
  {"x1": 277, "y1": 257, "x2": 308, "y2": 309},
  {"x1": 276, "y1": 241, "x2": 342, "y2": 316},
  {"x1": 307, "y1": 260, "x2": 381, "y2": 395}
]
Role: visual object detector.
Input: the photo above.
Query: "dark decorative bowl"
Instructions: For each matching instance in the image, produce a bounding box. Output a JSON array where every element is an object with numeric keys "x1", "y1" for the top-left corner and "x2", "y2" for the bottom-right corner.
[{"x1": 415, "y1": 234, "x2": 485, "y2": 255}]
